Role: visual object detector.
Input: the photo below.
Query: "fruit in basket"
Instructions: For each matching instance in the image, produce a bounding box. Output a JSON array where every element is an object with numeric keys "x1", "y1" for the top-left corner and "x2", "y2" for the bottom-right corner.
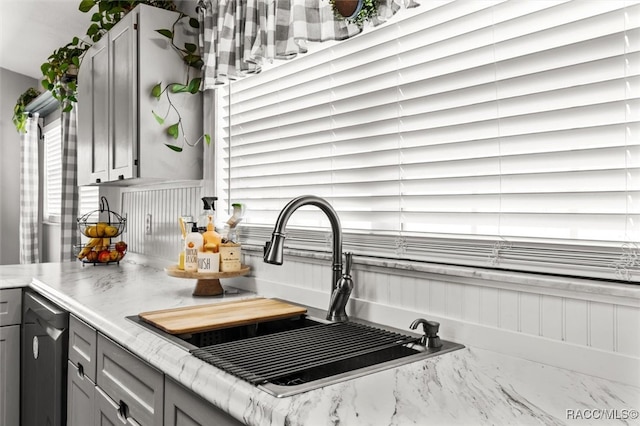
[
  {"x1": 109, "y1": 250, "x2": 120, "y2": 261},
  {"x1": 115, "y1": 241, "x2": 127, "y2": 253},
  {"x1": 96, "y1": 222, "x2": 108, "y2": 237},
  {"x1": 98, "y1": 250, "x2": 111, "y2": 263},
  {"x1": 104, "y1": 225, "x2": 119, "y2": 237},
  {"x1": 85, "y1": 225, "x2": 98, "y2": 237},
  {"x1": 85, "y1": 251, "x2": 98, "y2": 262},
  {"x1": 76, "y1": 237, "x2": 103, "y2": 259}
]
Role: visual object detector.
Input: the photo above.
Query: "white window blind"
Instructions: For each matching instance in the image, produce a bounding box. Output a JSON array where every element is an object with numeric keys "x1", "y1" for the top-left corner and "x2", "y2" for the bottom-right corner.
[
  {"x1": 43, "y1": 120, "x2": 62, "y2": 223},
  {"x1": 78, "y1": 186, "x2": 100, "y2": 218},
  {"x1": 43, "y1": 120, "x2": 100, "y2": 223},
  {"x1": 216, "y1": 0, "x2": 640, "y2": 281}
]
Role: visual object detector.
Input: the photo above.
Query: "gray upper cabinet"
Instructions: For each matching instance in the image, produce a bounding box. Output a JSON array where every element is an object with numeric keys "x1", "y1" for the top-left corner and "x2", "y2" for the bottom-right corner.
[{"x1": 77, "y1": 4, "x2": 203, "y2": 186}]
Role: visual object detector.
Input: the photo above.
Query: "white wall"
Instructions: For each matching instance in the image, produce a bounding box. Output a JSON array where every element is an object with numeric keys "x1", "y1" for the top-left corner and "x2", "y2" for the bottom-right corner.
[{"x1": 0, "y1": 68, "x2": 38, "y2": 265}]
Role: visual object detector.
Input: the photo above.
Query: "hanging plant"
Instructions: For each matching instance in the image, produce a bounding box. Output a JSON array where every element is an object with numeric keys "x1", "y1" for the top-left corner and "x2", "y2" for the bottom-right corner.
[
  {"x1": 78, "y1": 0, "x2": 177, "y2": 43},
  {"x1": 330, "y1": 0, "x2": 378, "y2": 27},
  {"x1": 40, "y1": 37, "x2": 90, "y2": 113},
  {"x1": 39, "y1": 1, "x2": 179, "y2": 113},
  {"x1": 150, "y1": 12, "x2": 211, "y2": 152},
  {"x1": 12, "y1": 87, "x2": 41, "y2": 133}
]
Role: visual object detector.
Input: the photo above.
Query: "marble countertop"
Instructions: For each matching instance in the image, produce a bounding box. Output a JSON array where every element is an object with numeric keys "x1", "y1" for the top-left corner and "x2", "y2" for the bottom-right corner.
[{"x1": 2, "y1": 255, "x2": 639, "y2": 426}]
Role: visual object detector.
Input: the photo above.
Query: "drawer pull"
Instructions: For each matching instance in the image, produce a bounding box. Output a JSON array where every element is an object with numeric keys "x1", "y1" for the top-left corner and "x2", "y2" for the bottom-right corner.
[
  {"x1": 117, "y1": 400, "x2": 129, "y2": 424},
  {"x1": 76, "y1": 362, "x2": 84, "y2": 378}
]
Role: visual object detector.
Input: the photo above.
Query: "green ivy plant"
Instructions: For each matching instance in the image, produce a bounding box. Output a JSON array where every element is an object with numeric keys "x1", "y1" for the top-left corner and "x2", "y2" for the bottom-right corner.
[
  {"x1": 39, "y1": 1, "x2": 178, "y2": 112},
  {"x1": 40, "y1": 37, "x2": 91, "y2": 112},
  {"x1": 150, "y1": 12, "x2": 211, "y2": 152},
  {"x1": 330, "y1": 0, "x2": 378, "y2": 27},
  {"x1": 12, "y1": 87, "x2": 41, "y2": 133},
  {"x1": 78, "y1": 0, "x2": 176, "y2": 43}
]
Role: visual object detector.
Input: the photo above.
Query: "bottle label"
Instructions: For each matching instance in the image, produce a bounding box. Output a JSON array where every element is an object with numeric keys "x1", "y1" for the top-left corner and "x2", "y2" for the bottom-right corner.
[
  {"x1": 185, "y1": 247, "x2": 199, "y2": 271},
  {"x1": 198, "y1": 252, "x2": 220, "y2": 273}
]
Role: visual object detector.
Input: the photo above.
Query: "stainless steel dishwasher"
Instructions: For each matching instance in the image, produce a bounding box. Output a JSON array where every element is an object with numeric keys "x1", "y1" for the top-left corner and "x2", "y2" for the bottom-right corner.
[{"x1": 22, "y1": 290, "x2": 69, "y2": 426}]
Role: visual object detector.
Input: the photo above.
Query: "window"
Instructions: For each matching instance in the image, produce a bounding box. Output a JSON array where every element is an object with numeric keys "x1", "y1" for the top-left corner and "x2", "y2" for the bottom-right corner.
[
  {"x1": 216, "y1": 1, "x2": 639, "y2": 281},
  {"x1": 43, "y1": 119, "x2": 99, "y2": 223},
  {"x1": 43, "y1": 119, "x2": 62, "y2": 223}
]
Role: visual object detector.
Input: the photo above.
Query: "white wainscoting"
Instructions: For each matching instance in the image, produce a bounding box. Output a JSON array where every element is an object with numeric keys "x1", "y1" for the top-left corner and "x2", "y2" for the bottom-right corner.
[{"x1": 227, "y1": 250, "x2": 640, "y2": 387}]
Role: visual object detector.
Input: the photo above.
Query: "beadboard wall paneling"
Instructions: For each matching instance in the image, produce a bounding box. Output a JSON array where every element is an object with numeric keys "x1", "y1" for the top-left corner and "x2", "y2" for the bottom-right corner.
[
  {"x1": 121, "y1": 184, "x2": 201, "y2": 261},
  {"x1": 236, "y1": 251, "x2": 640, "y2": 379}
]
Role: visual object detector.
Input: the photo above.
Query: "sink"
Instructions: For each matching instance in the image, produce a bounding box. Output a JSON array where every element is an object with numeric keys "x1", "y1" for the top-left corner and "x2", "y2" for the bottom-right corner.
[{"x1": 128, "y1": 305, "x2": 464, "y2": 398}]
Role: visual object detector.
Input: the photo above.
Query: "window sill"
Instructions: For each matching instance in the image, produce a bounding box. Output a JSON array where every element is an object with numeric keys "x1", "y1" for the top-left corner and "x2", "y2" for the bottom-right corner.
[{"x1": 242, "y1": 244, "x2": 640, "y2": 307}]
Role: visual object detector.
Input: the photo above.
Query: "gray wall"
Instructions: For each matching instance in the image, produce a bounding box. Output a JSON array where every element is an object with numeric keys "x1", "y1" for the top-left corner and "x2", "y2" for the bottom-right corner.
[{"x1": 0, "y1": 68, "x2": 38, "y2": 265}]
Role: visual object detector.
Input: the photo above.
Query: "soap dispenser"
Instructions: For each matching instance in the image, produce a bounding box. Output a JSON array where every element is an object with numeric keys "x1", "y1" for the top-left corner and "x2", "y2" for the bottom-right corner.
[
  {"x1": 184, "y1": 222, "x2": 203, "y2": 272},
  {"x1": 198, "y1": 197, "x2": 218, "y2": 233}
]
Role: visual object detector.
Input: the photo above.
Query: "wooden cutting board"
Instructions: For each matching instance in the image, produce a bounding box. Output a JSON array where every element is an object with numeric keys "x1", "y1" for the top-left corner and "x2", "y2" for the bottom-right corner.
[{"x1": 138, "y1": 298, "x2": 307, "y2": 335}]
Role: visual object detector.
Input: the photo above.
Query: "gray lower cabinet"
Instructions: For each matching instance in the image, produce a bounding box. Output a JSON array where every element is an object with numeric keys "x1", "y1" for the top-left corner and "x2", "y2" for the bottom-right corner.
[
  {"x1": 67, "y1": 315, "x2": 98, "y2": 426},
  {"x1": 95, "y1": 386, "x2": 141, "y2": 426},
  {"x1": 164, "y1": 377, "x2": 244, "y2": 426},
  {"x1": 67, "y1": 315, "x2": 245, "y2": 426},
  {"x1": 97, "y1": 333, "x2": 164, "y2": 426},
  {"x1": 67, "y1": 360, "x2": 95, "y2": 426},
  {"x1": 0, "y1": 288, "x2": 22, "y2": 426}
]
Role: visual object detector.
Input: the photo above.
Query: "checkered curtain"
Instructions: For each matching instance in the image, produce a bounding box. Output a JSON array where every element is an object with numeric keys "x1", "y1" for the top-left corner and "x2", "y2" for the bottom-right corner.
[
  {"x1": 59, "y1": 105, "x2": 80, "y2": 262},
  {"x1": 198, "y1": 0, "x2": 418, "y2": 87},
  {"x1": 19, "y1": 113, "x2": 40, "y2": 264},
  {"x1": 199, "y1": 0, "x2": 421, "y2": 87}
]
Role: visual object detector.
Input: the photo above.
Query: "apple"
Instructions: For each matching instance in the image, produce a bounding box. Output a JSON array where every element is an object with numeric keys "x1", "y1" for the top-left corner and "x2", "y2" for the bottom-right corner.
[
  {"x1": 85, "y1": 250, "x2": 98, "y2": 262},
  {"x1": 98, "y1": 250, "x2": 111, "y2": 263},
  {"x1": 115, "y1": 241, "x2": 127, "y2": 253}
]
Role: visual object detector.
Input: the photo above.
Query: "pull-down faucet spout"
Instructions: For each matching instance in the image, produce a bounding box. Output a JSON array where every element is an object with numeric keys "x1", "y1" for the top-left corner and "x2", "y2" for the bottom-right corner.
[{"x1": 263, "y1": 195, "x2": 350, "y2": 321}]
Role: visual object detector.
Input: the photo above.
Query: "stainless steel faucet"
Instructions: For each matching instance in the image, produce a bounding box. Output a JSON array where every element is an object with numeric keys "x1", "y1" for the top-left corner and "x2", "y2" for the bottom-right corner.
[{"x1": 263, "y1": 195, "x2": 353, "y2": 322}]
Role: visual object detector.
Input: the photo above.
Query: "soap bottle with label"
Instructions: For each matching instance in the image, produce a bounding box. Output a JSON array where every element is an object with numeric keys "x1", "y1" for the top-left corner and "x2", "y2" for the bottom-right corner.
[
  {"x1": 184, "y1": 222, "x2": 203, "y2": 272},
  {"x1": 198, "y1": 215, "x2": 220, "y2": 273}
]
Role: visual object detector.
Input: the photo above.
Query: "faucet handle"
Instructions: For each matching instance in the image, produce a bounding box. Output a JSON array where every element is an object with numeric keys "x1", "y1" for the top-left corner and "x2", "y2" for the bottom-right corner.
[{"x1": 343, "y1": 252, "x2": 353, "y2": 276}]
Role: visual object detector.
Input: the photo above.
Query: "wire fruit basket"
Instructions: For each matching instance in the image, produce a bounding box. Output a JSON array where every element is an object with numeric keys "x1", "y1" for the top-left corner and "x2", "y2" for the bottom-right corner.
[
  {"x1": 77, "y1": 196, "x2": 126, "y2": 238},
  {"x1": 74, "y1": 242, "x2": 128, "y2": 265}
]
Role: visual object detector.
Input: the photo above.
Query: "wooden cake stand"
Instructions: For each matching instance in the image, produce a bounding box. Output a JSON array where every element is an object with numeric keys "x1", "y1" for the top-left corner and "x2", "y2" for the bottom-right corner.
[{"x1": 165, "y1": 265, "x2": 250, "y2": 296}]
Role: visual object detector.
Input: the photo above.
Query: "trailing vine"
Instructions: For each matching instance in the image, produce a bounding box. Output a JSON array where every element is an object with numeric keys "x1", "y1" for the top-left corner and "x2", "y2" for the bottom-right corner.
[{"x1": 151, "y1": 12, "x2": 210, "y2": 152}]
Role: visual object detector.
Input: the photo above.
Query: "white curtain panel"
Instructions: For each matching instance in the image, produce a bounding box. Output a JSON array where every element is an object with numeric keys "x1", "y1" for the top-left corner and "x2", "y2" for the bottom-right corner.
[
  {"x1": 19, "y1": 113, "x2": 40, "y2": 264},
  {"x1": 59, "y1": 105, "x2": 80, "y2": 262}
]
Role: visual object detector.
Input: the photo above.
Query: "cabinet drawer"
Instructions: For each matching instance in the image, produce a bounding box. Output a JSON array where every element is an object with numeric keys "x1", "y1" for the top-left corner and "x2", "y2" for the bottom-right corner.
[
  {"x1": 96, "y1": 333, "x2": 163, "y2": 426},
  {"x1": 0, "y1": 288, "x2": 21, "y2": 326},
  {"x1": 165, "y1": 377, "x2": 244, "y2": 426},
  {"x1": 69, "y1": 315, "x2": 98, "y2": 382},
  {"x1": 95, "y1": 386, "x2": 141, "y2": 426},
  {"x1": 67, "y1": 360, "x2": 95, "y2": 426}
]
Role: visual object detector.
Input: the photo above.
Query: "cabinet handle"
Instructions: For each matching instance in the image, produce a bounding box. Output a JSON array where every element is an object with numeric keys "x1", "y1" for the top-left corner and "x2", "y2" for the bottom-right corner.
[
  {"x1": 118, "y1": 174, "x2": 125, "y2": 180},
  {"x1": 117, "y1": 400, "x2": 129, "y2": 424},
  {"x1": 96, "y1": 178, "x2": 101, "y2": 183},
  {"x1": 76, "y1": 362, "x2": 84, "y2": 378}
]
